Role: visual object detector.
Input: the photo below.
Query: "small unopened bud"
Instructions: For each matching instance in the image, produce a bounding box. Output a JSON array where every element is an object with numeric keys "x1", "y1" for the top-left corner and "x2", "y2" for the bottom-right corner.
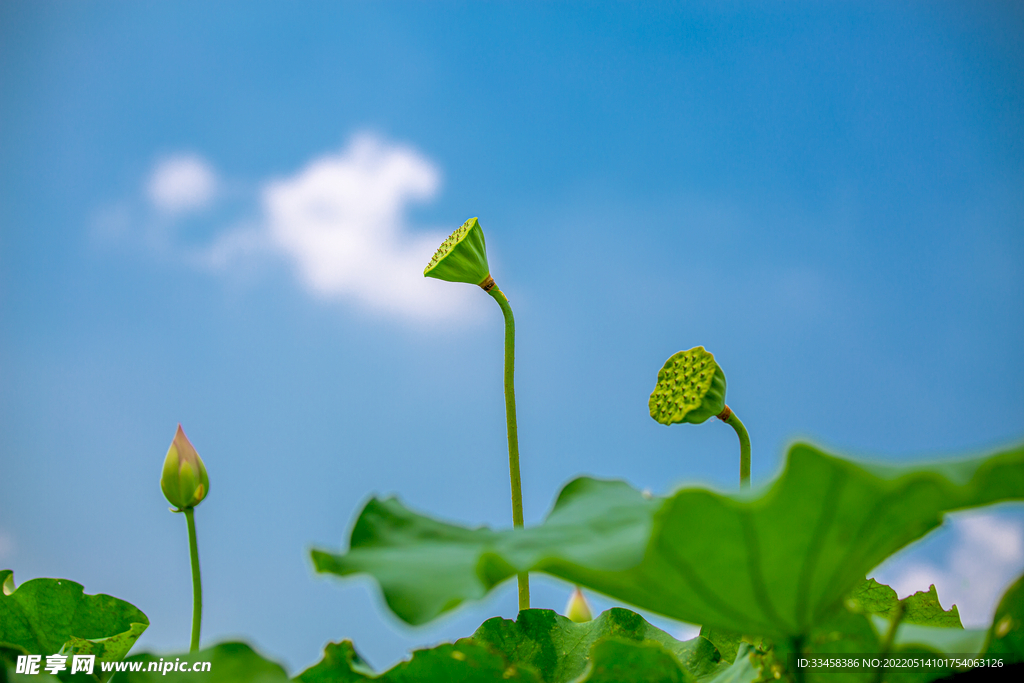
[
  {"x1": 161, "y1": 424, "x2": 209, "y2": 510},
  {"x1": 565, "y1": 586, "x2": 593, "y2": 623}
]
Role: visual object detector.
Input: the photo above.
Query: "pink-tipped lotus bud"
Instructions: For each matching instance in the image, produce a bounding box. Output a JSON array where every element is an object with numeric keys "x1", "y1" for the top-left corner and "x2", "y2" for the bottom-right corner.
[{"x1": 161, "y1": 424, "x2": 210, "y2": 510}]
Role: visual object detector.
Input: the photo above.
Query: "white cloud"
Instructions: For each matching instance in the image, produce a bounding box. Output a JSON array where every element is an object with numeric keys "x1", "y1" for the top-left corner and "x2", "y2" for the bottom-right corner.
[
  {"x1": 147, "y1": 153, "x2": 219, "y2": 214},
  {"x1": 111, "y1": 134, "x2": 483, "y2": 322},
  {"x1": 253, "y1": 133, "x2": 476, "y2": 320},
  {"x1": 872, "y1": 511, "x2": 1024, "y2": 627}
]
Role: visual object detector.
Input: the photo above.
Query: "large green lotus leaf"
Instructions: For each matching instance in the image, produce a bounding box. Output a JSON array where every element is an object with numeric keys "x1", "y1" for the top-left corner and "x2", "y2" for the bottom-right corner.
[
  {"x1": 880, "y1": 619, "x2": 988, "y2": 683},
  {"x1": 572, "y1": 638, "x2": 689, "y2": 683},
  {"x1": 313, "y1": 442, "x2": 1024, "y2": 640},
  {"x1": 294, "y1": 639, "x2": 542, "y2": 683},
  {"x1": 112, "y1": 642, "x2": 290, "y2": 682},
  {"x1": 779, "y1": 608, "x2": 979, "y2": 683},
  {"x1": 366, "y1": 641, "x2": 542, "y2": 683},
  {"x1": 701, "y1": 609, "x2": 882, "y2": 683},
  {"x1": 62, "y1": 623, "x2": 151, "y2": 666},
  {"x1": 294, "y1": 610, "x2": 734, "y2": 683},
  {"x1": 886, "y1": 620, "x2": 986, "y2": 655},
  {"x1": 983, "y1": 572, "x2": 1024, "y2": 661},
  {"x1": 696, "y1": 628, "x2": 743, "y2": 668},
  {"x1": 793, "y1": 609, "x2": 880, "y2": 683},
  {"x1": 703, "y1": 576, "x2": 992, "y2": 683},
  {"x1": 637, "y1": 443, "x2": 1022, "y2": 638},
  {"x1": 313, "y1": 475, "x2": 660, "y2": 625},
  {"x1": 0, "y1": 570, "x2": 149, "y2": 680},
  {"x1": 293, "y1": 640, "x2": 374, "y2": 682},
  {"x1": 702, "y1": 643, "x2": 760, "y2": 683},
  {"x1": 463, "y1": 608, "x2": 724, "y2": 683},
  {"x1": 573, "y1": 639, "x2": 762, "y2": 683},
  {"x1": 845, "y1": 579, "x2": 962, "y2": 627},
  {"x1": 699, "y1": 622, "x2": 779, "y2": 665},
  {"x1": 704, "y1": 575, "x2": 987, "y2": 683}
]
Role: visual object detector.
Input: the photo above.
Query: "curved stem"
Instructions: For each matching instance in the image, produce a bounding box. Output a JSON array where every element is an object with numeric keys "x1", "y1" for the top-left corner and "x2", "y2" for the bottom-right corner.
[
  {"x1": 487, "y1": 286, "x2": 530, "y2": 610},
  {"x1": 184, "y1": 507, "x2": 203, "y2": 653},
  {"x1": 722, "y1": 409, "x2": 751, "y2": 488}
]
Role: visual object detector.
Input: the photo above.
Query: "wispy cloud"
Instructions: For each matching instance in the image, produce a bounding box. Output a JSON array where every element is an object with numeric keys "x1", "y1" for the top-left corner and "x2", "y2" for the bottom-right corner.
[
  {"x1": 147, "y1": 153, "x2": 219, "y2": 214},
  {"x1": 254, "y1": 134, "x2": 473, "y2": 319},
  {"x1": 872, "y1": 511, "x2": 1024, "y2": 627},
  {"x1": 98, "y1": 134, "x2": 482, "y2": 322}
]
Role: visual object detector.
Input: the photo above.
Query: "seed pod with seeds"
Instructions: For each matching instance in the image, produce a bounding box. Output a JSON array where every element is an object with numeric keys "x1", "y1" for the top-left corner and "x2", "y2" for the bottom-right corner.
[
  {"x1": 648, "y1": 346, "x2": 726, "y2": 426},
  {"x1": 649, "y1": 347, "x2": 751, "y2": 488},
  {"x1": 423, "y1": 217, "x2": 491, "y2": 286}
]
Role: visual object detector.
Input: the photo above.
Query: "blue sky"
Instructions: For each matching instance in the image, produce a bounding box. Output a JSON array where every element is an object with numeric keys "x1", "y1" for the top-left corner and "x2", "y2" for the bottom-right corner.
[{"x1": 2, "y1": 0, "x2": 1023, "y2": 673}]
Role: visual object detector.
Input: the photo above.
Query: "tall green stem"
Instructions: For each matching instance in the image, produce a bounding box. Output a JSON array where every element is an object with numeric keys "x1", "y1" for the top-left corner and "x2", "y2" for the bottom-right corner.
[
  {"x1": 722, "y1": 409, "x2": 751, "y2": 488},
  {"x1": 487, "y1": 286, "x2": 530, "y2": 610},
  {"x1": 184, "y1": 507, "x2": 203, "y2": 653}
]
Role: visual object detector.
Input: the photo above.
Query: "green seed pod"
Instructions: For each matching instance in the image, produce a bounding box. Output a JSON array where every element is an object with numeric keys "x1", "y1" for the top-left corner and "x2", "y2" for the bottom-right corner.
[
  {"x1": 423, "y1": 217, "x2": 492, "y2": 286},
  {"x1": 161, "y1": 424, "x2": 210, "y2": 510},
  {"x1": 648, "y1": 346, "x2": 727, "y2": 426},
  {"x1": 565, "y1": 586, "x2": 593, "y2": 623}
]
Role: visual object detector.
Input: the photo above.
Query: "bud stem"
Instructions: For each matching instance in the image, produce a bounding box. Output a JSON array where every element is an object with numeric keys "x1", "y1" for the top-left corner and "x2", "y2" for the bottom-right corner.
[
  {"x1": 184, "y1": 507, "x2": 203, "y2": 653},
  {"x1": 718, "y1": 406, "x2": 751, "y2": 488},
  {"x1": 486, "y1": 285, "x2": 530, "y2": 611}
]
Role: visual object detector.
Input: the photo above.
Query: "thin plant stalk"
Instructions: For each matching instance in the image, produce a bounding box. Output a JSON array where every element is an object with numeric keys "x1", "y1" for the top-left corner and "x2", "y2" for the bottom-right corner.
[
  {"x1": 719, "y1": 407, "x2": 751, "y2": 488},
  {"x1": 873, "y1": 602, "x2": 906, "y2": 683},
  {"x1": 161, "y1": 425, "x2": 208, "y2": 652},
  {"x1": 487, "y1": 286, "x2": 530, "y2": 610},
  {"x1": 422, "y1": 218, "x2": 530, "y2": 608},
  {"x1": 184, "y1": 508, "x2": 203, "y2": 653}
]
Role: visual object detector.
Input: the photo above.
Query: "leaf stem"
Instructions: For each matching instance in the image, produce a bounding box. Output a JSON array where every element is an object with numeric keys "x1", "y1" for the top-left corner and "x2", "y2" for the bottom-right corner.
[
  {"x1": 487, "y1": 286, "x2": 530, "y2": 610},
  {"x1": 873, "y1": 601, "x2": 905, "y2": 683},
  {"x1": 721, "y1": 408, "x2": 751, "y2": 488},
  {"x1": 184, "y1": 507, "x2": 203, "y2": 653},
  {"x1": 790, "y1": 636, "x2": 806, "y2": 683}
]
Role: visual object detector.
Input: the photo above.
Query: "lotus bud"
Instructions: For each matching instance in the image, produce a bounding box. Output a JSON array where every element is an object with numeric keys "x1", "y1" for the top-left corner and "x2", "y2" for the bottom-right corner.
[
  {"x1": 648, "y1": 346, "x2": 727, "y2": 426},
  {"x1": 423, "y1": 217, "x2": 492, "y2": 288},
  {"x1": 161, "y1": 424, "x2": 210, "y2": 510},
  {"x1": 565, "y1": 586, "x2": 593, "y2": 623}
]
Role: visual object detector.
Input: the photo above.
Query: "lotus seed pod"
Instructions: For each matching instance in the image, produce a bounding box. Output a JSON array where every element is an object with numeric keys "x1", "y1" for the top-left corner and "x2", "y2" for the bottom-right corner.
[
  {"x1": 648, "y1": 346, "x2": 727, "y2": 426},
  {"x1": 161, "y1": 424, "x2": 210, "y2": 510},
  {"x1": 565, "y1": 586, "x2": 593, "y2": 623},
  {"x1": 423, "y1": 217, "x2": 492, "y2": 286}
]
